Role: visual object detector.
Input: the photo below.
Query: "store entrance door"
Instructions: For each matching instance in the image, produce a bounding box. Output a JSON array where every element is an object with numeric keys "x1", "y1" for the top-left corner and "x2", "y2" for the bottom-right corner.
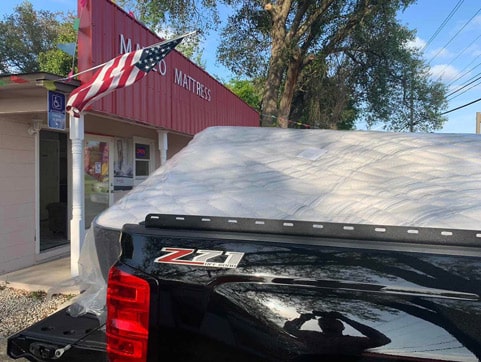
[
  {"x1": 84, "y1": 136, "x2": 114, "y2": 228},
  {"x1": 39, "y1": 130, "x2": 68, "y2": 251}
]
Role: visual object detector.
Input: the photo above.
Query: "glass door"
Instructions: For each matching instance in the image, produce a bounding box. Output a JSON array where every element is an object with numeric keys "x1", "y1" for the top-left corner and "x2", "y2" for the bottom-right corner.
[
  {"x1": 84, "y1": 136, "x2": 114, "y2": 228},
  {"x1": 39, "y1": 131, "x2": 69, "y2": 251}
]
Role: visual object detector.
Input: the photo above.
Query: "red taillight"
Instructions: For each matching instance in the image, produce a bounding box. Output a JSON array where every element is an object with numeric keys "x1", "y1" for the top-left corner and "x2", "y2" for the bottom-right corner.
[{"x1": 107, "y1": 266, "x2": 150, "y2": 362}]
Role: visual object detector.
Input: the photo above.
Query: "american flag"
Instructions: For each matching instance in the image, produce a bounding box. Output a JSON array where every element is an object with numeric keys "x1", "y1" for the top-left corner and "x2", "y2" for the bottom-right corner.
[{"x1": 66, "y1": 36, "x2": 184, "y2": 117}]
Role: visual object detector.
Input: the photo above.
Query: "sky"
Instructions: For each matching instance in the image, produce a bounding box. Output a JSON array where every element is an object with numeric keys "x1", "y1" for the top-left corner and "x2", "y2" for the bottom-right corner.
[
  {"x1": 2, "y1": 0, "x2": 481, "y2": 134},
  {"x1": 396, "y1": 0, "x2": 481, "y2": 133}
]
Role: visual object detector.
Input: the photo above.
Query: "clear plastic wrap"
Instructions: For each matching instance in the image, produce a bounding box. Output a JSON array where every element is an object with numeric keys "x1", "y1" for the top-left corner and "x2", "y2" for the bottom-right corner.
[
  {"x1": 68, "y1": 227, "x2": 107, "y2": 322},
  {"x1": 46, "y1": 228, "x2": 108, "y2": 323}
]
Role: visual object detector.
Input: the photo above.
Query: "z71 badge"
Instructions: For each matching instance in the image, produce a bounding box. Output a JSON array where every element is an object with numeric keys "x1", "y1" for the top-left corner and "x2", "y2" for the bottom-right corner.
[{"x1": 154, "y1": 247, "x2": 245, "y2": 269}]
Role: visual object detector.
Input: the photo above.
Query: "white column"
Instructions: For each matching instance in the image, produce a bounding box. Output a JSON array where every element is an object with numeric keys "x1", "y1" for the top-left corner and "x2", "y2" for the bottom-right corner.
[
  {"x1": 69, "y1": 113, "x2": 85, "y2": 277},
  {"x1": 34, "y1": 128, "x2": 40, "y2": 255},
  {"x1": 158, "y1": 130, "x2": 168, "y2": 165}
]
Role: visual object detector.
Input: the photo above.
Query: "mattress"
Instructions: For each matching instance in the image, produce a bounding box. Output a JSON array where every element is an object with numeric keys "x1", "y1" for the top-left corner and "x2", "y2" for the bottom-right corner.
[{"x1": 96, "y1": 126, "x2": 481, "y2": 231}]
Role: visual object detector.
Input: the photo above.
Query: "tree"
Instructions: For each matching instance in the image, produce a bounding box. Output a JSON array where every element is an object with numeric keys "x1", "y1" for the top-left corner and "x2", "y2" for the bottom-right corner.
[
  {"x1": 287, "y1": 5, "x2": 447, "y2": 132},
  {"x1": 342, "y1": 8, "x2": 447, "y2": 132},
  {"x1": 226, "y1": 78, "x2": 262, "y2": 111},
  {"x1": 116, "y1": 0, "x2": 223, "y2": 33},
  {"x1": 385, "y1": 57, "x2": 447, "y2": 132},
  {"x1": 0, "y1": 1, "x2": 69, "y2": 74},
  {"x1": 289, "y1": 58, "x2": 358, "y2": 130},
  {"x1": 115, "y1": 0, "x2": 208, "y2": 64},
  {"x1": 218, "y1": 1, "x2": 416, "y2": 128},
  {"x1": 113, "y1": 1, "x2": 447, "y2": 132},
  {"x1": 38, "y1": 14, "x2": 77, "y2": 75}
]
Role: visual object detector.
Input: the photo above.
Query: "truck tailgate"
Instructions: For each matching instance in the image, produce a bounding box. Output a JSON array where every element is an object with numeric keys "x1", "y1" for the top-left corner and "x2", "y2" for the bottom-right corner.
[{"x1": 7, "y1": 306, "x2": 106, "y2": 361}]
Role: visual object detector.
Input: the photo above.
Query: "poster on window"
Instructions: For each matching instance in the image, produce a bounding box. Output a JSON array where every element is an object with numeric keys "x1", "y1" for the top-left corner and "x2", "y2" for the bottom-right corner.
[{"x1": 114, "y1": 138, "x2": 134, "y2": 190}]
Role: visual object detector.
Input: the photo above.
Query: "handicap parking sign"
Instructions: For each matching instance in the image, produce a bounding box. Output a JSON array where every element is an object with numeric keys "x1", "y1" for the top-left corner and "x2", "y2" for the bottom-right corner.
[{"x1": 48, "y1": 91, "x2": 66, "y2": 130}]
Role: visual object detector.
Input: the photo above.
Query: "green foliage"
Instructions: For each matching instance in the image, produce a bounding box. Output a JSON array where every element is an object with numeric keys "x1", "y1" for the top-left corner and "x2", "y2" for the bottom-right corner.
[
  {"x1": 226, "y1": 78, "x2": 262, "y2": 111},
  {"x1": 38, "y1": 49, "x2": 73, "y2": 75},
  {"x1": 38, "y1": 16, "x2": 77, "y2": 75},
  {"x1": 217, "y1": 4, "x2": 271, "y2": 78},
  {"x1": 222, "y1": 0, "x2": 447, "y2": 131},
  {"x1": 154, "y1": 28, "x2": 205, "y2": 68},
  {"x1": 365, "y1": 58, "x2": 448, "y2": 132},
  {"x1": 115, "y1": 0, "x2": 208, "y2": 67},
  {"x1": 345, "y1": 7, "x2": 447, "y2": 132},
  {"x1": 0, "y1": 1, "x2": 69, "y2": 74},
  {"x1": 290, "y1": 57, "x2": 358, "y2": 130},
  {"x1": 116, "y1": 0, "x2": 223, "y2": 33}
]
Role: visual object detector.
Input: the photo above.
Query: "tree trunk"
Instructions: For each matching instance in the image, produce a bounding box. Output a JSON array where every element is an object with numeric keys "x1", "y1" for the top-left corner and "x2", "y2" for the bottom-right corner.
[
  {"x1": 262, "y1": 38, "x2": 286, "y2": 127},
  {"x1": 261, "y1": 0, "x2": 291, "y2": 127},
  {"x1": 278, "y1": 55, "x2": 303, "y2": 128}
]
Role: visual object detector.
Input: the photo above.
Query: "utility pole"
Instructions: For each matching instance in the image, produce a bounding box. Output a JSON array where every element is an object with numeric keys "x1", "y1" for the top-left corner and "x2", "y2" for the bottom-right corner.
[{"x1": 476, "y1": 112, "x2": 481, "y2": 134}]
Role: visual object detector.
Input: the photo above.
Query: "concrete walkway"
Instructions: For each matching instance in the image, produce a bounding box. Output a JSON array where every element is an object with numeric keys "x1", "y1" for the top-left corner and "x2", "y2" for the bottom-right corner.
[{"x1": 0, "y1": 257, "x2": 80, "y2": 294}]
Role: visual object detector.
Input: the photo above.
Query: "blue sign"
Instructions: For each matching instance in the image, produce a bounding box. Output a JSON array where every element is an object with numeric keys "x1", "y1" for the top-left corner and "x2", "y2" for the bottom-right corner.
[{"x1": 48, "y1": 91, "x2": 66, "y2": 130}]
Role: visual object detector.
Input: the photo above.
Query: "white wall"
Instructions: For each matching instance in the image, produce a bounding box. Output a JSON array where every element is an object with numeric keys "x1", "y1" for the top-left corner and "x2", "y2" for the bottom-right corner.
[
  {"x1": 0, "y1": 110, "x2": 194, "y2": 275},
  {"x1": 0, "y1": 118, "x2": 36, "y2": 274}
]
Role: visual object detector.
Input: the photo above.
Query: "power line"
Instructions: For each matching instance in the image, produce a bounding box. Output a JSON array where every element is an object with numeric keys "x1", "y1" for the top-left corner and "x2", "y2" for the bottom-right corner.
[
  {"x1": 446, "y1": 76, "x2": 481, "y2": 101},
  {"x1": 446, "y1": 72, "x2": 481, "y2": 99},
  {"x1": 441, "y1": 96, "x2": 481, "y2": 115},
  {"x1": 447, "y1": 79, "x2": 481, "y2": 101},
  {"x1": 428, "y1": 6, "x2": 481, "y2": 64},
  {"x1": 421, "y1": 0, "x2": 464, "y2": 52},
  {"x1": 446, "y1": 57, "x2": 481, "y2": 88},
  {"x1": 436, "y1": 32, "x2": 481, "y2": 82},
  {"x1": 425, "y1": 4, "x2": 481, "y2": 119}
]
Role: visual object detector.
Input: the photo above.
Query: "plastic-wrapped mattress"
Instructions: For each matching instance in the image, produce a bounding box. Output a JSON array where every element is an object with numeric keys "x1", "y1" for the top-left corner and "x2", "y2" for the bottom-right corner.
[{"x1": 97, "y1": 126, "x2": 481, "y2": 231}]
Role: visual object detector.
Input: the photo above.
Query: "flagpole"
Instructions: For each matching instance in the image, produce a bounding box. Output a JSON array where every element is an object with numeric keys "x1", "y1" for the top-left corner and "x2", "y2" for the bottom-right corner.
[
  {"x1": 60, "y1": 31, "x2": 198, "y2": 82},
  {"x1": 144, "y1": 30, "x2": 198, "y2": 50}
]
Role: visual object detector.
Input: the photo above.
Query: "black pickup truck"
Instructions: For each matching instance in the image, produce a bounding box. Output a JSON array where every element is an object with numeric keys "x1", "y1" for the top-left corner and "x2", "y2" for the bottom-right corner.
[
  {"x1": 8, "y1": 213, "x2": 481, "y2": 361},
  {"x1": 8, "y1": 127, "x2": 481, "y2": 361}
]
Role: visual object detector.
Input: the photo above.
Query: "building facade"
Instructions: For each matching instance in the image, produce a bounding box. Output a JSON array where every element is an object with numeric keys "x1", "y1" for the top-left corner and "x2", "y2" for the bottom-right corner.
[{"x1": 0, "y1": 0, "x2": 258, "y2": 274}]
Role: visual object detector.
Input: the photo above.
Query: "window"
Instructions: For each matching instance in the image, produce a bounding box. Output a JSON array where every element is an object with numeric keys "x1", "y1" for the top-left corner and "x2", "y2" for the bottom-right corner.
[
  {"x1": 133, "y1": 138, "x2": 155, "y2": 186},
  {"x1": 135, "y1": 143, "x2": 150, "y2": 177}
]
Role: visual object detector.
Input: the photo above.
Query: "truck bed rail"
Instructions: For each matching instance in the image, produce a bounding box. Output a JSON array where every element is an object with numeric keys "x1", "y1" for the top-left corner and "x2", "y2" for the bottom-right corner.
[{"x1": 144, "y1": 214, "x2": 481, "y2": 247}]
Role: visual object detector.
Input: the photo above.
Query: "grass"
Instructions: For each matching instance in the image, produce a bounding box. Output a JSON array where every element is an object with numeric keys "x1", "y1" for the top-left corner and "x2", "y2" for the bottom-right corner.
[{"x1": 28, "y1": 290, "x2": 47, "y2": 300}]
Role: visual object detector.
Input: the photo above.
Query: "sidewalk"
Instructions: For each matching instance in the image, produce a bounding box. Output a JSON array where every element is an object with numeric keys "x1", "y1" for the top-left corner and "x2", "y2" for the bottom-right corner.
[{"x1": 0, "y1": 257, "x2": 79, "y2": 294}]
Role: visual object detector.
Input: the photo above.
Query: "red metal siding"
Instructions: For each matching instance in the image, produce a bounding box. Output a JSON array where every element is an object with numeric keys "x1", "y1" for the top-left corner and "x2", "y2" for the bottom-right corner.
[{"x1": 77, "y1": 0, "x2": 259, "y2": 135}]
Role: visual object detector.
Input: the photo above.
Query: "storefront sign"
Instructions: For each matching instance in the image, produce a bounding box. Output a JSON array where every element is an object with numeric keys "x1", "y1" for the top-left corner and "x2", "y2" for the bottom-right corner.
[
  {"x1": 135, "y1": 143, "x2": 150, "y2": 159},
  {"x1": 174, "y1": 68, "x2": 212, "y2": 101}
]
